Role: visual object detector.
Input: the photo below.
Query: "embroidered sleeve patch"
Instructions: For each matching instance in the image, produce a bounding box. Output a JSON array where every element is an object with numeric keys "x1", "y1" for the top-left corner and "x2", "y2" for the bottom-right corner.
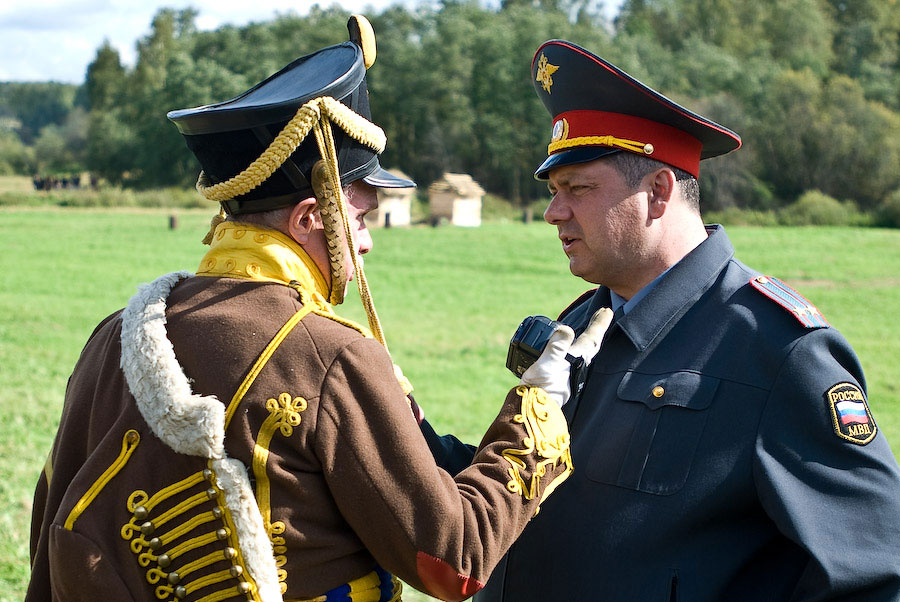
[{"x1": 826, "y1": 382, "x2": 876, "y2": 445}]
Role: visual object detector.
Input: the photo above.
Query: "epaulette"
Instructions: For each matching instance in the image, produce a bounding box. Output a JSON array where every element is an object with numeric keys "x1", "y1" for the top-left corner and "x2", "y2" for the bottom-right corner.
[
  {"x1": 557, "y1": 288, "x2": 598, "y2": 321},
  {"x1": 749, "y1": 275, "x2": 829, "y2": 329}
]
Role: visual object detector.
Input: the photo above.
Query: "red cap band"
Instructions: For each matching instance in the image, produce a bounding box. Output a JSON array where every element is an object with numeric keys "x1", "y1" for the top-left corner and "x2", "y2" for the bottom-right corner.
[{"x1": 549, "y1": 110, "x2": 703, "y2": 177}]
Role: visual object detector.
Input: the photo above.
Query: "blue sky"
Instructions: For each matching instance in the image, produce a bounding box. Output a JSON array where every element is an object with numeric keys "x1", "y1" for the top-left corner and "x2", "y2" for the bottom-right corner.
[{"x1": 1, "y1": 0, "x2": 623, "y2": 84}]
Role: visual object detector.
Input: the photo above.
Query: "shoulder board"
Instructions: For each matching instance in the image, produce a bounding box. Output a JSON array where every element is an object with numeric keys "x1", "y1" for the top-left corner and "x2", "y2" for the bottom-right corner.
[
  {"x1": 749, "y1": 275, "x2": 829, "y2": 329},
  {"x1": 557, "y1": 288, "x2": 599, "y2": 321}
]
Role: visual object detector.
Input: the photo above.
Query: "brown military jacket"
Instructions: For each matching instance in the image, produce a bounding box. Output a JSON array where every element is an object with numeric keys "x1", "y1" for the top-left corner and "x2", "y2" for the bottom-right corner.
[{"x1": 27, "y1": 223, "x2": 573, "y2": 602}]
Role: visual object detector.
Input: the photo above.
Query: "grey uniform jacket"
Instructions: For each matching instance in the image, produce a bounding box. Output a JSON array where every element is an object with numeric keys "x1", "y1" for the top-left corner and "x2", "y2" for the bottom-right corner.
[{"x1": 424, "y1": 225, "x2": 900, "y2": 601}]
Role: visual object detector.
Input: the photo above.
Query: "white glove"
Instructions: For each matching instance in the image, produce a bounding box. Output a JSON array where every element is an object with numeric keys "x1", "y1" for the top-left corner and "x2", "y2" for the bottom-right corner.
[{"x1": 520, "y1": 308, "x2": 614, "y2": 407}]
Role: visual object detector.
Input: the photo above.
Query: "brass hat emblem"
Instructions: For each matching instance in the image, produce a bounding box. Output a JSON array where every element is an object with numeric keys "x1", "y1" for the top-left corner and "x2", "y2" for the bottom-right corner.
[
  {"x1": 551, "y1": 118, "x2": 569, "y2": 142},
  {"x1": 536, "y1": 53, "x2": 560, "y2": 93}
]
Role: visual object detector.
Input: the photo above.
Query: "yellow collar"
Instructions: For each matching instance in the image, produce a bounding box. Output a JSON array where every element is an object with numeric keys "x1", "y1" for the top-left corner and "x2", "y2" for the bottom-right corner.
[{"x1": 197, "y1": 222, "x2": 330, "y2": 305}]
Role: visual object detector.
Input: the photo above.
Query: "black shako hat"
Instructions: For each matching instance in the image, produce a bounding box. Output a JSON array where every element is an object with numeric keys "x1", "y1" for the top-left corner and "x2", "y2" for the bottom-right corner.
[
  {"x1": 531, "y1": 40, "x2": 742, "y2": 180},
  {"x1": 168, "y1": 18, "x2": 414, "y2": 215}
]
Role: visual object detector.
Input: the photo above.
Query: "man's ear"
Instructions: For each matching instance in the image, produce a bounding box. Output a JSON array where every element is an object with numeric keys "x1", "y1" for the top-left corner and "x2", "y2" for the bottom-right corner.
[
  {"x1": 647, "y1": 168, "x2": 676, "y2": 220},
  {"x1": 287, "y1": 198, "x2": 319, "y2": 245}
]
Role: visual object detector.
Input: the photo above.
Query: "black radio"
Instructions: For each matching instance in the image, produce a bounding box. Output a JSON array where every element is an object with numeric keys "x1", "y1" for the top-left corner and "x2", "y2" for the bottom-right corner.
[{"x1": 506, "y1": 315, "x2": 561, "y2": 377}]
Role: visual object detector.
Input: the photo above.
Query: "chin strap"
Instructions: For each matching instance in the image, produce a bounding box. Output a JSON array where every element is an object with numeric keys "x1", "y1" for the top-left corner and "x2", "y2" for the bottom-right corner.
[{"x1": 311, "y1": 156, "x2": 386, "y2": 350}]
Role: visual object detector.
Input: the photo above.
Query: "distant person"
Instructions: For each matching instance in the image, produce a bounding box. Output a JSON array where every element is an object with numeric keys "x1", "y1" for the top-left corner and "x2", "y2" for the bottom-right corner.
[
  {"x1": 25, "y1": 19, "x2": 612, "y2": 602},
  {"x1": 421, "y1": 40, "x2": 900, "y2": 601}
]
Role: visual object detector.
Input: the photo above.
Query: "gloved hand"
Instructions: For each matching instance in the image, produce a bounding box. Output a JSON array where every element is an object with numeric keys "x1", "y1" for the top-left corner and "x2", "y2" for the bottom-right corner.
[{"x1": 520, "y1": 307, "x2": 614, "y2": 407}]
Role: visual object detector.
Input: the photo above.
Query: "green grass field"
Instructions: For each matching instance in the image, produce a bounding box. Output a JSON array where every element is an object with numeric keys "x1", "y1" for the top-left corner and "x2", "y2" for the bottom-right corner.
[{"x1": 2, "y1": 208, "x2": 899, "y2": 602}]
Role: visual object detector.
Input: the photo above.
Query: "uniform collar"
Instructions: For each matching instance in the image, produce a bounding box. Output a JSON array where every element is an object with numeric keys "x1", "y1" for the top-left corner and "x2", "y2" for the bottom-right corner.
[
  {"x1": 196, "y1": 221, "x2": 330, "y2": 304},
  {"x1": 609, "y1": 266, "x2": 671, "y2": 315},
  {"x1": 594, "y1": 224, "x2": 734, "y2": 351}
]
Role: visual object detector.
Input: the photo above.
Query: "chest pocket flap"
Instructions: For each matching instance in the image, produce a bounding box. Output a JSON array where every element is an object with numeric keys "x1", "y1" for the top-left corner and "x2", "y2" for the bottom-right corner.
[
  {"x1": 617, "y1": 370, "x2": 718, "y2": 411},
  {"x1": 586, "y1": 371, "x2": 719, "y2": 495}
]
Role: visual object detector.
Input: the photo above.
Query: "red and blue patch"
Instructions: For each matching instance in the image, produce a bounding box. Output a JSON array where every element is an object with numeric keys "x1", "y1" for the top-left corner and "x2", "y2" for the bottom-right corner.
[{"x1": 826, "y1": 382, "x2": 877, "y2": 445}]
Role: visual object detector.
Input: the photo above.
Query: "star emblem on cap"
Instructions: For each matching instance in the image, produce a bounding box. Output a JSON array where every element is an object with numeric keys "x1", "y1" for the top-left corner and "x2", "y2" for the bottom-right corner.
[{"x1": 535, "y1": 53, "x2": 560, "y2": 93}]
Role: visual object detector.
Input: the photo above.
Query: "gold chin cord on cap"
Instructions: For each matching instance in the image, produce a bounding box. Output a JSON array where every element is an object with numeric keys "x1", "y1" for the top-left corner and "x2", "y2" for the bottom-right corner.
[
  {"x1": 195, "y1": 95, "x2": 386, "y2": 205},
  {"x1": 310, "y1": 159, "x2": 387, "y2": 350}
]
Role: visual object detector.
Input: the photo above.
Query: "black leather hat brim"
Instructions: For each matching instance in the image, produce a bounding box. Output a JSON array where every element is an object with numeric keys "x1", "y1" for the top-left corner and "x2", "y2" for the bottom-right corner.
[
  {"x1": 363, "y1": 166, "x2": 416, "y2": 188},
  {"x1": 534, "y1": 147, "x2": 622, "y2": 180}
]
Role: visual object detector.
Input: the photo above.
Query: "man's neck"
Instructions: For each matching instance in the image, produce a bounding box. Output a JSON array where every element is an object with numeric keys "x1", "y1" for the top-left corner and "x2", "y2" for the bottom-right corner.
[{"x1": 611, "y1": 214, "x2": 708, "y2": 301}]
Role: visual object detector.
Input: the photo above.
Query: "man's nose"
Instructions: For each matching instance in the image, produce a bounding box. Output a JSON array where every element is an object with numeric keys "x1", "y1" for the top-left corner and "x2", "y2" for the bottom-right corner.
[
  {"x1": 357, "y1": 227, "x2": 373, "y2": 254},
  {"x1": 543, "y1": 195, "x2": 568, "y2": 224}
]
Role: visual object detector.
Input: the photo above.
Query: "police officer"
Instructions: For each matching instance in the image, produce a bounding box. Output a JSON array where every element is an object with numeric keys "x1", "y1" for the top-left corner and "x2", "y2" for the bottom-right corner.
[
  {"x1": 25, "y1": 21, "x2": 613, "y2": 602},
  {"x1": 423, "y1": 40, "x2": 900, "y2": 601}
]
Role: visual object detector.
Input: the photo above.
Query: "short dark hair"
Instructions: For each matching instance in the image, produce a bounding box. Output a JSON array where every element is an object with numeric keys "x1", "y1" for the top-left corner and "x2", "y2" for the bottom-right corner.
[
  {"x1": 605, "y1": 152, "x2": 700, "y2": 213},
  {"x1": 226, "y1": 205, "x2": 294, "y2": 231}
]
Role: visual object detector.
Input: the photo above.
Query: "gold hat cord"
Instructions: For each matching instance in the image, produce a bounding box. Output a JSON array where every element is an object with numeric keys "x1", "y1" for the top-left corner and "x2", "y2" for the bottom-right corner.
[
  {"x1": 194, "y1": 96, "x2": 389, "y2": 350},
  {"x1": 312, "y1": 117, "x2": 387, "y2": 350}
]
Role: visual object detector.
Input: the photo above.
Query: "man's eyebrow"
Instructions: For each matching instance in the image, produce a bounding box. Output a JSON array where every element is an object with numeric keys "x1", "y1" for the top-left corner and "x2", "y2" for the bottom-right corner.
[{"x1": 549, "y1": 174, "x2": 575, "y2": 191}]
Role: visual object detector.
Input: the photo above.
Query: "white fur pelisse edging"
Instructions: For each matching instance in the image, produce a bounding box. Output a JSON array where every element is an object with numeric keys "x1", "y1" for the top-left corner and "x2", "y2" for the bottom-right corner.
[
  {"x1": 120, "y1": 271, "x2": 224, "y2": 458},
  {"x1": 213, "y1": 457, "x2": 283, "y2": 600},
  {"x1": 119, "y1": 271, "x2": 283, "y2": 602}
]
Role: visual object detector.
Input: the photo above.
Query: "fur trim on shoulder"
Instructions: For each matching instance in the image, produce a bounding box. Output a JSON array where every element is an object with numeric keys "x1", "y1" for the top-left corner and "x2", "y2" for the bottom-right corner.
[
  {"x1": 213, "y1": 457, "x2": 282, "y2": 601},
  {"x1": 120, "y1": 272, "x2": 282, "y2": 600},
  {"x1": 120, "y1": 271, "x2": 225, "y2": 458}
]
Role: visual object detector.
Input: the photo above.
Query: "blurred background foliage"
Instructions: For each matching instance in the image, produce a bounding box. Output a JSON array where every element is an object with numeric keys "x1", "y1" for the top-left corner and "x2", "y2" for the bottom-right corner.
[{"x1": 3, "y1": 0, "x2": 900, "y2": 225}]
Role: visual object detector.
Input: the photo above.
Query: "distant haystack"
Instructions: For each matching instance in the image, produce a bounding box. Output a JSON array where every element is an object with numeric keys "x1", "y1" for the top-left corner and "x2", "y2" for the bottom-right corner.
[
  {"x1": 428, "y1": 173, "x2": 484, "y2": 227},
  {"x1": 369, "y1": 169, "x2": 414, "y2": 228}
]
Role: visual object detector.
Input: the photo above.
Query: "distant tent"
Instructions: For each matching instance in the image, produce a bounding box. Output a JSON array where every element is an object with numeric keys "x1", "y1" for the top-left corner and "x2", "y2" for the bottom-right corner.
[
  {"x1": 428, "y1": 173, "x2": 484, "y2": 227},
  {"x1": 368, "y1": 169, "x2": 414, "y2": 228}
]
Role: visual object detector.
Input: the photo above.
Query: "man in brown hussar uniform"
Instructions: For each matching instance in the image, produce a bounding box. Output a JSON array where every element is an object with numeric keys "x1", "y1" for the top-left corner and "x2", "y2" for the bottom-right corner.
[{"x1": 26, "y1": 16, "x2": 613, "y2": 602}]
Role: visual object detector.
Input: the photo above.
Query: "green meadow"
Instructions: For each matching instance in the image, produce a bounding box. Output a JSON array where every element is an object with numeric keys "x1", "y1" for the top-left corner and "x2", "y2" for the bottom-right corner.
[{"x1": 2, "y1": 208, "x2": 899, "y2": 602}]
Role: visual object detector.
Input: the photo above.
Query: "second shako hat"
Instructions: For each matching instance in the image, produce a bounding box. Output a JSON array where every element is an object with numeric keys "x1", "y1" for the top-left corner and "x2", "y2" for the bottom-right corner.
[{"x1": 531, "y1": 40, "x2": 742, "y2": 180}]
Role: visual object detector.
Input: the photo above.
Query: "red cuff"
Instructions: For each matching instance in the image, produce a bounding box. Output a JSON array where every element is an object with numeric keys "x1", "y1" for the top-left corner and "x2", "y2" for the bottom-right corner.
[{"x1": 416, "y1": 551, "x2": 484, "y2": 601}]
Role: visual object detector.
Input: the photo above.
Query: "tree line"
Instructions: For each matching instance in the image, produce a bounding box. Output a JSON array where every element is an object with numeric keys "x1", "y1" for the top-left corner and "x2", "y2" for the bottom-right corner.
[{"x1": 2, "y1": 0, "x2": 900, "y2": 217}]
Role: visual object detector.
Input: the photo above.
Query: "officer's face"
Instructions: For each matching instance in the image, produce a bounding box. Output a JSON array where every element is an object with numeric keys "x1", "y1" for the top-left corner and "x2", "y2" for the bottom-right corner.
[
  {"x1": 297, "y1": 179, "x2": 378, "y2": 292},
  {"x1": 343, "y1": 180, "x2": 378, "y2": 274},
  {"x1": 545, "y1": 158, "x2": 651, "y2": 294}
]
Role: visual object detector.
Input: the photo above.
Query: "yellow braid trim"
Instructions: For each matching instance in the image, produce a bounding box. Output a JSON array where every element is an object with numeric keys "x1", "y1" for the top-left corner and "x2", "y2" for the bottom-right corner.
[
  {"x1": 502, "y1": 386, "x2": 574, "y2": 516},
  {"x1": 66, "y1": 430, "x2": 140, "y2": 530},
  {"x1": 548, "y1": 134, "x2": 654, "y2": 156},
  {"x1": 196, "y1": 96, "x2": 386, "y2": 203}
]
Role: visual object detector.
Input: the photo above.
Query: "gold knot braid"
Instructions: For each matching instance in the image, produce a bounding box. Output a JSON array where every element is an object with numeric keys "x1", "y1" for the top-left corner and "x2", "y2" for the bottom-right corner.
[{"x1": 195, "y1": 96, "x2": 386, "y2": 203}]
